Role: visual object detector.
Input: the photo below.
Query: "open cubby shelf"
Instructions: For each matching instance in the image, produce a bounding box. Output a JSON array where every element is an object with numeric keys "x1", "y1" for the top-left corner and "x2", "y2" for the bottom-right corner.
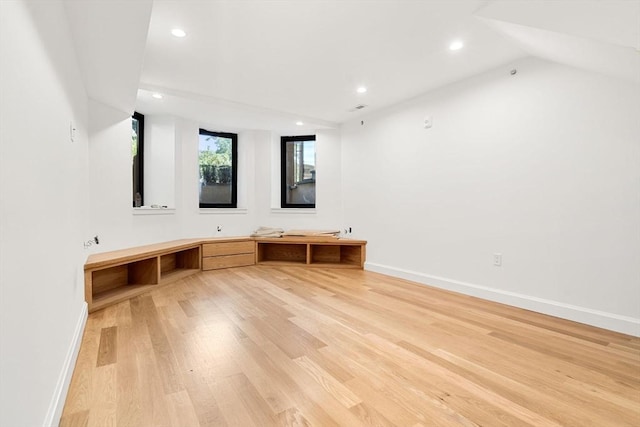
[
  {"x1": 257, "y1": 243, "x2": 307, "y2": 264},
  {"x1": 160, "y1": 247, "x2": 200, "y2": 276},
  {"x1": 256, "y1": 238, "x2": 366, "y2": 268},
  {"x1": 85, "y1": 242, "x2": 202, "y2": 312}
]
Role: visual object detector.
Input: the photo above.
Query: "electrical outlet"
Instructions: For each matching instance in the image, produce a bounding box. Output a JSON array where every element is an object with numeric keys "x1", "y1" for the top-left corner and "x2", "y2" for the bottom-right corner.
[
  {"x1": 424, "y1": 116, "x2": 433, "y2": 129},
  {"x1": 83, "y1": 235, "x2": 100, "y2": 249},
  {"x1": 493, "y1": 253, "x2": 502, "y2": 266}
]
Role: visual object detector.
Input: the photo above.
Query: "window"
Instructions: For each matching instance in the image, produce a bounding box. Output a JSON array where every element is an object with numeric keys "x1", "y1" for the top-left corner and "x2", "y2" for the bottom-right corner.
[
  {"x1": 132, "y1": 112, "x2": 144, "y2": 207},
  {"x1": 199, "y1": 129, "x2": 238, "y2": 208},
  {"x1": 281, "y1": 135, "x2": 316, "y2": 208}
]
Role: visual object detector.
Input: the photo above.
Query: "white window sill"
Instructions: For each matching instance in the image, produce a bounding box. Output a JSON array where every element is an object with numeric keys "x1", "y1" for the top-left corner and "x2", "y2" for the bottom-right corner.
[
  {"x1": 199, "y1": 208, "x2": 248, "y2": 215},
  {"x1": 270, "y1": 208, "x2": 316, "y2": 214},
  {"x1": 133, "y1": 207, "x2": 176, "y2": 216}
]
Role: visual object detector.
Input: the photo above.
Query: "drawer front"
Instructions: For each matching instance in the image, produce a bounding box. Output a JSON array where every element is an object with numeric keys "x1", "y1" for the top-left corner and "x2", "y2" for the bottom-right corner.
[
  {"x1": 203, "y1": 253, "x2": 255, "y2": 270},
  {"x1": 203, "y1": 241, "x2": 255, "y2": 257}
]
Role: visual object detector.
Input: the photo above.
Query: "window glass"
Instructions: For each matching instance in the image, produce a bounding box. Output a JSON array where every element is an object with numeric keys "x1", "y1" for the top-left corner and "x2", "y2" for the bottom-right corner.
[
  {"x1": 132, "y1": 112, "x2": 144, "y2": 207},
  {"x1": 281, "y1": 135, "x2": 316, "y2": 208},
  {"x1": 199, "y1": 129, "x2": 238, "y2": 208}
]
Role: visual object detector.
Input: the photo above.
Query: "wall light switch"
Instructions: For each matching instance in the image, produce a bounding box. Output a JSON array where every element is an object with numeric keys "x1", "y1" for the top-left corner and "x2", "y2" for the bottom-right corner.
[
  {"x1": 70, "y1": 121, "x2": 76, "y2": 142},
  {"x1": 424, "y1": 116, "x2": 433, "y2": 129}
]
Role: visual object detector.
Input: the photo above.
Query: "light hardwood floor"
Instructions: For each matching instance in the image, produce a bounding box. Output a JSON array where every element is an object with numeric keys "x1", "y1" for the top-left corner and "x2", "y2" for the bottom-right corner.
[{"x1": 61, "y1": 266, "x2": 640, "y2": 426}]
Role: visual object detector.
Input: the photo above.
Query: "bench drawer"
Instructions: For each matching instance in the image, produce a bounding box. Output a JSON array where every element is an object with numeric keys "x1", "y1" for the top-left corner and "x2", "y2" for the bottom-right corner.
[
  {"x1": 203, "y1": 253, "x2": 255, "y2": 270},
  {"x1": 202, "y1": 241, "x2": 255, "y2": 257}
]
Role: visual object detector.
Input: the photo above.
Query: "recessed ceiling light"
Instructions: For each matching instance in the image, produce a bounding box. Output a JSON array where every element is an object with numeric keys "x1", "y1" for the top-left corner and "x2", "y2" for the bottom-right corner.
[
  {"x1": 449, "y1": 40, "x2": 464, "y2": 51},
  {"x1": 152, "y1": 93, "x2": 163, "y2": 99},
  {"x1": 171, "y1": 28, "x2": 187, "y2": 38},
  {"x1": 357, "y1": 86, "x2": 367, "y2": 94},
  {"x1": 296, "y1": 121, "x2": 304, "y2": 126}
]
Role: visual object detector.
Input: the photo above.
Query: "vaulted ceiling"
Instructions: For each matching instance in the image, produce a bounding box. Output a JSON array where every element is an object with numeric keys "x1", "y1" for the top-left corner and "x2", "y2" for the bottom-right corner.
[{"x1": 64, "y1": 0, "x2": 640, "y2": 132}]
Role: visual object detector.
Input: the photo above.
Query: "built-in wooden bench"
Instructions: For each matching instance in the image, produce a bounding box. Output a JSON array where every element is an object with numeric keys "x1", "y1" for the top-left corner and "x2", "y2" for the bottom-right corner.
[{"x1": 84, "y1": 236, "x2": 366, "y2": 312}]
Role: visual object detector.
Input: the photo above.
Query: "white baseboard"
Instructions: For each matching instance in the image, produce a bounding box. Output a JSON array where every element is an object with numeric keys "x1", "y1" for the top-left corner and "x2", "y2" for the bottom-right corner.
[
  {"x1": 43, "y1": 302, "x2": 88, "y2": 427},
  {"x1": 365, "y1": 262, "x2": 640, "y2": 337}
]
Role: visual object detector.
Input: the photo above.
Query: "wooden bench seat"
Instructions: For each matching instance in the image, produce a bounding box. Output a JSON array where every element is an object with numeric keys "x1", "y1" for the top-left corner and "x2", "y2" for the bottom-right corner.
[{"x1": 84, "y1": 236, "x2": 366, "y2": 312}]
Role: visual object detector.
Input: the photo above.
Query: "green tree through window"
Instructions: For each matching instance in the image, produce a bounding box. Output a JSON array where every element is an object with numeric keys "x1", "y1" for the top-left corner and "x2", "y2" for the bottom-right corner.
[{"x1": 199, "y1": 129, "x2": 237, "y2": 208}]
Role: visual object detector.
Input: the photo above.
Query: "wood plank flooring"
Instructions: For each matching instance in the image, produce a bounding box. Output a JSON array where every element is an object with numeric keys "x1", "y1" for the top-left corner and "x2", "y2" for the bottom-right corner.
[{"x1": 61, "y1": 266, "x2": 640, "y2": 426}]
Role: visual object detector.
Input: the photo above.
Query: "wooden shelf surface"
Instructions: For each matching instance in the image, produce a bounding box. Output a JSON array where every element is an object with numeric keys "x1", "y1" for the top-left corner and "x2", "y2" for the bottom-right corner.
[
  {"x1": 255, "y1": 260, "x2": 362, "y2": 269},
  {"x1": 254, "y1": 237, "x2": 367, "y2": 245},
  {"x1": 89, "y1": 268, "x2": 200, "y2": 312},
  {"x1": 92, "y1": 284, "x2": 155, "y2": 311},
  {"x1": 86, "y1": 237, "x2": 249, "y2": 270},
  {"x1": 255, "y1": 260, "x2": 308, "y2": 266},
  {"x1": 160, "y1": 268, "x2": 200, "y2": 285}
]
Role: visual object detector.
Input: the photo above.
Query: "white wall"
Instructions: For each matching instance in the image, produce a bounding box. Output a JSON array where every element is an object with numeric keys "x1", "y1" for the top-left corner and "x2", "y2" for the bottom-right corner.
[
  {"x1": 0, "y1": 1, "x2": 89, "y2": 425},
  {"x1": 342, "y1": 57, "x2": 640, "y2": 335},
  {"x1": 88, "y1": 100, "x2": 135, "y2": 249},
  {"x1": 144, "y1": 115, "x2": 176, "y2": 207},
  {"x1": 89, "y1": 117, "x2": 344, "y2": 253},
  {"x1": 88, "y1": 115, "x2": 213, "y2": 251},
  {"x1": 255, "y1": 129, "x2": 344, "y2": 230},
  {"x1": 171, "y1": 121, "x2": 260, "y2": 239}
]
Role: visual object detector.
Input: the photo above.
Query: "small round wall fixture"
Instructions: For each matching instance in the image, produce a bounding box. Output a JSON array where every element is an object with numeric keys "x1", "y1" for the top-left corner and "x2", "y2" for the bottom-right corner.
[
  {"x1": 357, "y1": 86, "x2": 367, "y2": 94},
  {"x1": 510, "y1": 69, "x2": 517, "y2": 75},
  {"x1": 449, "y1": 40, "x2": 464, "y2": 51},
  {"x1": 296, "y1": 121, "x2": 304, "y2": 126},
  {"x1": 171, "y1": 28, "x2": 187, "y2": 38}
]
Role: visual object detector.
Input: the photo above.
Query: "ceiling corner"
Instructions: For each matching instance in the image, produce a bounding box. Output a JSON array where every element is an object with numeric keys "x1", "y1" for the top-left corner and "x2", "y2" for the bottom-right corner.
[{"x1": 64, "y1": 0, "x2": 153, "y2": 114}]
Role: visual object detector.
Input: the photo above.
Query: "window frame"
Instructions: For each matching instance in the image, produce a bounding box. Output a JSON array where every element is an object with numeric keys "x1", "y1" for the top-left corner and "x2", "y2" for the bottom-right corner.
[
  {"x1": 198, "y1": 128, "x2": 238, "y2": 209},
  {"x1": 281, "y1": 135, "x2": 316, "y2": 209},
  {"x1": 132, "y1": 111, "x2": 144, "y2": 207}
]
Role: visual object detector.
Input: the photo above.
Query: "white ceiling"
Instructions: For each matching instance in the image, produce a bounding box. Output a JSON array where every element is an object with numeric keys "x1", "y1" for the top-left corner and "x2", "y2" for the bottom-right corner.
[
  {"x1": 64, "y1": 0, "x2": 152, "y2": 117},
  {"x1": 63, "y1": 0, "x2": 640, "y2": 132},
  {"x1": 476, "y1": 0, "x2": 640, "y2": 85}
]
